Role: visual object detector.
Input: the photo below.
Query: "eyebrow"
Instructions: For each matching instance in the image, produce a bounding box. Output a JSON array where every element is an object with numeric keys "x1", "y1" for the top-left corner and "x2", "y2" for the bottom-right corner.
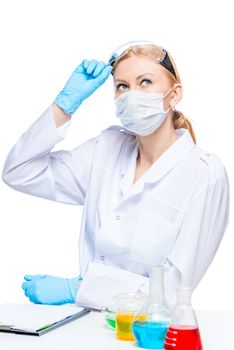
[{"x1": 114, "y1": 73, "x2": 155, "y2": 83}]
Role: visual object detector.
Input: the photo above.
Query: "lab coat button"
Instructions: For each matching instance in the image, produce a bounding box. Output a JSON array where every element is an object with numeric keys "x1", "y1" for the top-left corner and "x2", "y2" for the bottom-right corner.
[
  {"x1": 100, "y1": 256, "x2": 104, "y2": 261},
  {"x1": 115, "y1": 215, "x2": 120, "y2": 220}
]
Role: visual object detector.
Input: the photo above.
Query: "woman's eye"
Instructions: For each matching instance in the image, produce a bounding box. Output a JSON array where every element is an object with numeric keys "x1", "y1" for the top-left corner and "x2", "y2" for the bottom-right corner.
[
  {"x1": 116, "y1": 83, "x2": 128, "y2": 91},
  {"x1": 141, "y1": 79, "x2": 152, "y2": 86}
]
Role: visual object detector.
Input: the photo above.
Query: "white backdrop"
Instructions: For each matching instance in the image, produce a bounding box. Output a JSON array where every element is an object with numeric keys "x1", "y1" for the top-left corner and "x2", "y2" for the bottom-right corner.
[{"x1": 0, "y1": 0, "x2": 233, "y2": 309}]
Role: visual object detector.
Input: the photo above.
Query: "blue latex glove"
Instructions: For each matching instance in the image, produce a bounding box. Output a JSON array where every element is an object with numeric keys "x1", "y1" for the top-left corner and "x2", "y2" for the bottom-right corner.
[
  {"x1": 54, "y1": 59, "x2": 113, "y2": 115},
  {"x1": 22, "y1": 274, "x2": 82, "y2": 305}
]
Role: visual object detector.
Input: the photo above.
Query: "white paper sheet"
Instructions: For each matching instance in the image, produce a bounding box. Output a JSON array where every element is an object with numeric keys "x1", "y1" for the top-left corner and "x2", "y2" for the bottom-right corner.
[{"x1": 0, "y1": 303, "x2": 84, "y2": 331}]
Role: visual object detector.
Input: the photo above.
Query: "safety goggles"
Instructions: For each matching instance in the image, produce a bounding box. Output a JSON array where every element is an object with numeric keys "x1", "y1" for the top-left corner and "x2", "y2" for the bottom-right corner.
[{"x1": 108, "y1": 40, "x2": 177, "y2": 79}]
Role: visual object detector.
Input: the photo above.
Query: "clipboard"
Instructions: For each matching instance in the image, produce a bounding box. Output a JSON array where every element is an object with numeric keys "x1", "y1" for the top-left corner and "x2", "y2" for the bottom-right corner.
[{"x1": 0, "y1": 303, "x2": 90, "y2": 336}]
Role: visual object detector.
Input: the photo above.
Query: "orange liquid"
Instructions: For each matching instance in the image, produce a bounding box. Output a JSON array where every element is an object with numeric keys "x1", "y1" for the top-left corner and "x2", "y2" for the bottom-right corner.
[{"x1": 116, "y1": 312, "x2": 146, "y2": 341}]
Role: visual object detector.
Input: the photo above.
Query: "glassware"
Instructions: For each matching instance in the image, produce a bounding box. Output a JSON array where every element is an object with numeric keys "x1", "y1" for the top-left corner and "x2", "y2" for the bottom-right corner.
[
  {"x1": 114, "y1": 292, "x2": 147, "y2": 341},
  {"x1": 101, "y1": 306, "x2": 116, "y2": 329},
  {"x1": 164, "y1": 287, "x2": 203, "y2": 350},
  {"x1": 132, "y1": 266, "x2": 171, "y2": 349}
]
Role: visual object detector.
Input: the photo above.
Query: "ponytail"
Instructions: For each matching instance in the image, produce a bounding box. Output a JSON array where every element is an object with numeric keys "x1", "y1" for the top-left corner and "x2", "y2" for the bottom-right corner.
[{"x1": 172, "y1": 109, "x2": 196, "y2": 144}]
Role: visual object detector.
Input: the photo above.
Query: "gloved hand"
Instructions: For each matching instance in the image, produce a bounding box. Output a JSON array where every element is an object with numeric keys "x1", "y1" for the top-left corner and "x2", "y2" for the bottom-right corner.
[
  {"x1": 54, "y1": 59, "x2": 112, "y2": 115},
  {"x1": 22, "y1": 274, "x2": 82, "y2": 305}
]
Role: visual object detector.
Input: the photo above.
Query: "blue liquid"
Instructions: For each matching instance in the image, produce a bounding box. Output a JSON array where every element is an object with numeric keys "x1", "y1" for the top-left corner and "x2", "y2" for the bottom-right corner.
[{"x1": 132, "y1": 321, "x2": 169, "y2": 349}]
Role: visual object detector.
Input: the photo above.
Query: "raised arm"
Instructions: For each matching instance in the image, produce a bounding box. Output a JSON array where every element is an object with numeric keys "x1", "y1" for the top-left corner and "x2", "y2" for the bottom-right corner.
[{"x1": 2, "y1": 60, "x2": 112, "y2": 205}]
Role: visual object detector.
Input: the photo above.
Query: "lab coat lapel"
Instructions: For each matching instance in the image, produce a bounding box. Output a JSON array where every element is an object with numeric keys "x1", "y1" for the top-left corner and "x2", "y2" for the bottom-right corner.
[
  {"x1": 120, "y1": 129, "x2": 195, "y2": 200},
  {"x1": 119, "y1": 141, "x2": 138, "y2": 196}
]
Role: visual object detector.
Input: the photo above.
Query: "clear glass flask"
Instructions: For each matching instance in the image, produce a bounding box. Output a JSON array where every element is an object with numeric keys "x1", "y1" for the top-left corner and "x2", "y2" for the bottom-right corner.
[
  {"x1": 132, "y1": 266, "x2": 171, "y2": 349},
  {"x1": 164, "y1": 287, "x2": 203, "y2": 350}
]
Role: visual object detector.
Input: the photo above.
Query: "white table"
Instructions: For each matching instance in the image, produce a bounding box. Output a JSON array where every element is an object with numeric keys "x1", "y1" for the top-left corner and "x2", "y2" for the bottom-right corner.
[{"x1": 0, "y1": 310, "x2": 232, "y2": 349}]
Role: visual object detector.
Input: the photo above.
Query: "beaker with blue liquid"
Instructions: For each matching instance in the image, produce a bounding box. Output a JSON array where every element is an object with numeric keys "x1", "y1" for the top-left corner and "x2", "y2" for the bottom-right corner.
[{"x1": 132, "y1": 266, "x2": 171, "y2": 349}]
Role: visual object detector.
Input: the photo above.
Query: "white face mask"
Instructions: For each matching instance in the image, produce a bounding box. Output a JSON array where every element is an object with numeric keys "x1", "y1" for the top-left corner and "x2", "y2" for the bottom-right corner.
[{"x1": 115, "y1": 87, "x2": 174, "y2": 136}]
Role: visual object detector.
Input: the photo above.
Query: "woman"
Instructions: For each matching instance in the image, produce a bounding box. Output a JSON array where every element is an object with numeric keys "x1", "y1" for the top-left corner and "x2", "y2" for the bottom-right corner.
[{"x1": 2, "y1": 40, "x2": 229, "y2": 309}]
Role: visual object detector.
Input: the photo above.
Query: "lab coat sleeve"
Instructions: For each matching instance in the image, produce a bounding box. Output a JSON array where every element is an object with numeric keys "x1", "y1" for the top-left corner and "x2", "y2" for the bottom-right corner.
[
  {"x1": 2, "y1": 105, "x2": 98, "y2": 205},
  {"x1": 75, "y1": 262, "x2": 149, "y2": 310},
  {"x1": 56, "y1": 119, "x2": 71, "y2": 137},
  {"x1": 164, "y1": 178, "x2": 230, "y2": 304}
]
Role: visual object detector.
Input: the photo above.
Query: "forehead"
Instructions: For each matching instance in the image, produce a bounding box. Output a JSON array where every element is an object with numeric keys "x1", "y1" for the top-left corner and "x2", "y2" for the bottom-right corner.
[{"x1": 113, "y1": 56, "x2": 166, "y2": 80}]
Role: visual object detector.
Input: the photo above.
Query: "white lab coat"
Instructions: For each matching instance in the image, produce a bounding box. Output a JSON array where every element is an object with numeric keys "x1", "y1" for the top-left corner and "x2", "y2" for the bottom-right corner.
[{"x1": 2, "y1": 106, "x2": 229, "y2": 309}]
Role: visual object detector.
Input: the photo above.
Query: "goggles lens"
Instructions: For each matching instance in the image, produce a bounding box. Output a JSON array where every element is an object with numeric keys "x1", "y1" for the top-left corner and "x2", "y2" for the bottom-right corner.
[{"x1": 108, "y1": 40, "x2": 177, "y2": 79}]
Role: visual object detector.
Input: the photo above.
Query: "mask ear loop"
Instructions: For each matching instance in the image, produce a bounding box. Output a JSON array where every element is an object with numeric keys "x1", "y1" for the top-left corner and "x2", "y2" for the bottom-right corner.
[
  {"x1": 163, "y1": 86, "x2": 175, "y2": 114},
  {"x1": 163, "y1": 85, "x2": 175, "y2": 99},
  {"x1": 164, "y1": 84, "x2": 183, "y2": 113}
]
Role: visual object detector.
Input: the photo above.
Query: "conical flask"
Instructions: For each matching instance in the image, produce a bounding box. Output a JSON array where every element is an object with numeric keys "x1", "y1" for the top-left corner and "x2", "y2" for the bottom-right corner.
[
  {"x1": 132, "y1": 266, "x2": 171, "y2": 349},
  {"x1": 164, "y1": 287, "x2": 203, "y2": 350}
]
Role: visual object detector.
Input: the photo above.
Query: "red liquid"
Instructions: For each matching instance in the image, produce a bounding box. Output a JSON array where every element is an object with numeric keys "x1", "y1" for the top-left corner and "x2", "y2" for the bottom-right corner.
[{"x1": 164, "y1": 325, "x2": 203, "y2": 350}]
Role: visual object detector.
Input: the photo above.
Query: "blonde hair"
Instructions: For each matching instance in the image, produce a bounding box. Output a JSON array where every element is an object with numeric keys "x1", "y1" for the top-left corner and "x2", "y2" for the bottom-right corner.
[{"x1": 112, "y1": 45, "x2": 196, "y2": 144}]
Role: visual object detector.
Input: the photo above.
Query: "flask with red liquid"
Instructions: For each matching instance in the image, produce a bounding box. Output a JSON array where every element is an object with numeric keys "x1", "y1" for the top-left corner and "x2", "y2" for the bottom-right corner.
[{"x1": 164, "y1": 287, "x2": 203, "y2": 350}]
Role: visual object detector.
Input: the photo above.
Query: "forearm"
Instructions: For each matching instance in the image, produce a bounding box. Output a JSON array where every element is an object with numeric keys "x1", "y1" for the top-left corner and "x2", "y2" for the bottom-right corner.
[{"x1": 52, "y1": 103, "x2": 71, "y2": 128}]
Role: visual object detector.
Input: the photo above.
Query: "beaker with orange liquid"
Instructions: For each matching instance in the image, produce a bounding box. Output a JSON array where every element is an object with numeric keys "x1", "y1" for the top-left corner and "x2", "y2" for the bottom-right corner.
[{"x1": 114, "y1": 292, "x2": 147, "y2": 341}]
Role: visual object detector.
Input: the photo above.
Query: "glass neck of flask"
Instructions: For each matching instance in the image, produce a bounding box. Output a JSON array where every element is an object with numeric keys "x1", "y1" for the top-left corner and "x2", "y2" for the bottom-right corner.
[{"x1": 148, "y1": 267, "x2": 164, "y2": 304}]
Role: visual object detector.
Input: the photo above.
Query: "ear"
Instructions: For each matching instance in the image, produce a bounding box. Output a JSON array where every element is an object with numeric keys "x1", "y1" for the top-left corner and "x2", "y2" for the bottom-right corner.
[{"x1": 170, "y1": 84, "x2": 183, "y2": 108}]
